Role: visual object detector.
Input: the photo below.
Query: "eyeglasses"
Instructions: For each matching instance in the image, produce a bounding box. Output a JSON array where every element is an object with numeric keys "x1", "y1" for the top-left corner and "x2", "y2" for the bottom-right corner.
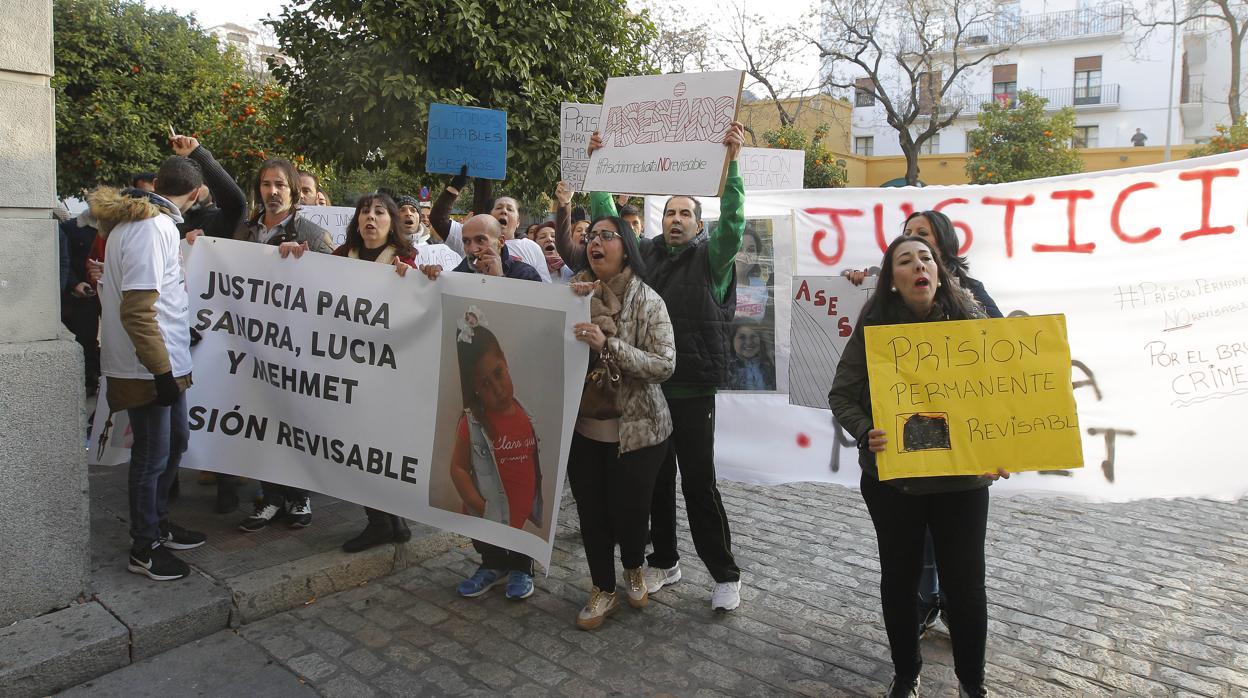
[{"x1": 584, "y1": 230, "x2": 620, "y2": 242}]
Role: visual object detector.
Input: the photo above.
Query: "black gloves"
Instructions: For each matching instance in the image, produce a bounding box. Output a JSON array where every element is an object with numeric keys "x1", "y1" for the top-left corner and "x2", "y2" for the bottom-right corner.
[
  {"x1": 154, "y1": 371, "x2": 182, "y2": 406},
  {"x1": 450, "y1": 164, "x2": 469, "y2": 191}
]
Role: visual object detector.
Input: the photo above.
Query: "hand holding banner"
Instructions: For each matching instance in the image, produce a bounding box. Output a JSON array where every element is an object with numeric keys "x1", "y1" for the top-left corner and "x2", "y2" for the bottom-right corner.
[
  {"x1": 866, "y1": 315, "x2": 1084, "y2": 479},
  {"x1": 584, "y1": 70, "x2": 745, "y2": 197}
]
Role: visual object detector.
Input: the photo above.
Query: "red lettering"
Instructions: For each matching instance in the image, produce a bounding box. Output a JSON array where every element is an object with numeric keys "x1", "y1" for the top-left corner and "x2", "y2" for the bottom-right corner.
[
  {"x1": 794, "y1": 279, "x2": 811, "y2": 302},
  {"x1": 933, "y1": 198, "x2": 973, "y2": 255},
  {"x1": 806, "y1": 208, "x2": 862, "y2": 267},
  {"x1": 873, "y1": 204, "x2": 888, "y2": 253},
  {"x1": 1178, "y1": 167, "x2": 1238, "y2": 241},
  {"x1": 1111, "y1": 182, "x2": 1160, "y2": 244},
  {"x1": 981, "y1": 195, "x2": 1035, "y2": 258},
  {"x1": 1033, "y1": 189, "x2": 1095, "y2": 254}
]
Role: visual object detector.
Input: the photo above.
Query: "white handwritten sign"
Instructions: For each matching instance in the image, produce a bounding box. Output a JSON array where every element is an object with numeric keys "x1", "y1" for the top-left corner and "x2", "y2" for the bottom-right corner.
[
  {"x1": 739, "y1": 147, "x2": 805, "y2": 191},
  {"x1": 560, "y1": 102, "x2": 600, "y2": 192},
  {"x1": 297, "y1": 205, "x2": 356, "y2": 247},
  {"x1": 584, "y1": 70, "x2": 745, "y2": 197}
]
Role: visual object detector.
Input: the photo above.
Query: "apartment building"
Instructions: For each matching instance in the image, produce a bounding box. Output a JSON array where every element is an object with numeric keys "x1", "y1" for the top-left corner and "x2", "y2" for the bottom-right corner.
[
  {"x1": 837, "y1": 0, "x2": 1241, "y2": 157},
  {"x1": 207, "y1": 23, "x2": 289, "y2": 78}
]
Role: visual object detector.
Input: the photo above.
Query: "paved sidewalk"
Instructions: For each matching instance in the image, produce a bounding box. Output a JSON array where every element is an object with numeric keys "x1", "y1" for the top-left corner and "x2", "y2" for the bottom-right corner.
[{"x1": 67, "y1": 480, "x2": 1248, "y2": 696}]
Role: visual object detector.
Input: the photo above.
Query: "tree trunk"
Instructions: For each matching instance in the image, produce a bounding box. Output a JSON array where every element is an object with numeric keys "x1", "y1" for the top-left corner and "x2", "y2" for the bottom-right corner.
[
  {"x1": 903, "y1": 145, "x2": 920, "y2": 185},
  {"x1": 1230, "y1": 28, "x2": 1243, "y2": 122},
  {"x1": 472, "y1": 178, "x2": 493, "y2": 215}
]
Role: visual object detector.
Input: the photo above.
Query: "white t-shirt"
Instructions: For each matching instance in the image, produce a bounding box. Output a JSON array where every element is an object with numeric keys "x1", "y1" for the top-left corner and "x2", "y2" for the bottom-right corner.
[
  {"x1": 443, "y1": 219, "x2": 553, "y2": 283},
  {"x1": 99, "y1": 211, "x2": 192, "y2": 379}
]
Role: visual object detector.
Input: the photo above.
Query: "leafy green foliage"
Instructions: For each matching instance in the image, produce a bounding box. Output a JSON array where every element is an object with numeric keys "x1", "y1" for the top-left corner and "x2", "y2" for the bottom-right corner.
[
  {"x1": 52, "y1": 0, "x2": 242, "y2": 195},
  {"x1": 964, "y1": 91, "x2": 1082, "y2": 184},
  {"x1": 268, "y1": 0, "x2": 657, "y2": 205},
  {"x1": 1189, "y1": 117, "x2": 1248, "y2": 157},
  {"x1": 762, "y1": 124, "x2": 847, "y2": 188}
]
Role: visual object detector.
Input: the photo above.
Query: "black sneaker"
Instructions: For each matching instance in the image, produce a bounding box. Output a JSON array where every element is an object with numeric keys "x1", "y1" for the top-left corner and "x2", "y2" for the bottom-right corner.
[
  {"x1": 128, "y1": 542, "x2": 189, "y2": 581},
  {"x1": 287, "y1": 497, "x2": 312, "y2": 528},
  {"x1": 160, "y1": 520, "x2": 206, "y2": 550},
  {"x1": 239, "y1": 503, "x2": 281, "y2": 533}
]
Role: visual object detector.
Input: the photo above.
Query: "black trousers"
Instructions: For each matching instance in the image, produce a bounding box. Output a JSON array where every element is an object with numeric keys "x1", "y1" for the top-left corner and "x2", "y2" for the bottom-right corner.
[
  {"x1": 62, "y1": 295, "x2": 100, "y2": 384},
  {"x1": 262, "y1": 481, "x2": 308, "y2": 507},
  {"x1": 860, "y1": 474, "x2": 989, "y2": 689},
  {"x1": 647, "y1": 395, "x2": 740, "y2": 583},
  {"x1": 568, "y1": 432, "x2": 669, "y2": 591},
  {"x1": 472, "y1": 539, "x2": 533, "y2": 575}
]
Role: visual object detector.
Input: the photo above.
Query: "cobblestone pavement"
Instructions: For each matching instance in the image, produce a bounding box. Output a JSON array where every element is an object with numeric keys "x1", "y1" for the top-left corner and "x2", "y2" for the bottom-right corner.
[{"x1": 81, "y1": 481, "x2": 1248, "y2": 697}]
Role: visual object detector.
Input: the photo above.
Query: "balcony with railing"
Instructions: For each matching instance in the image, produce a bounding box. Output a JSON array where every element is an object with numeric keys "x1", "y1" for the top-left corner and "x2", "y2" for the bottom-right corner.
[
  {"x1": 900, "y1": 5, "x2": 1127, "y2": 53},
  {"x1": 946, "y1": 84, "x2": 1121, "y2": 118}
]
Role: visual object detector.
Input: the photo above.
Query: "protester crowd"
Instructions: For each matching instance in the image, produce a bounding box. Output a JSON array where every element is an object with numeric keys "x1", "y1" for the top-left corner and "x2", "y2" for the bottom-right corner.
[{"x1": 72, "y1": 115, "x2": 1009, "y2": 698}]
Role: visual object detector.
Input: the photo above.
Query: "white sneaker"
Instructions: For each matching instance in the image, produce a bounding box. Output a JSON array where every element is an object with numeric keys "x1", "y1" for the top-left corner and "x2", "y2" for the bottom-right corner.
[
  {"x1": 575, "y1": 586, "x2": 619, "y2": 630},
  {"x1": 711, "y1": 580, "x2": 741, "y2": 612},
  {"x1": 622, "y1": 567, "x2": 648, "y2": 608},
  {"x1": 644, "y1": 563, "x2": 681, "y2": 594}
]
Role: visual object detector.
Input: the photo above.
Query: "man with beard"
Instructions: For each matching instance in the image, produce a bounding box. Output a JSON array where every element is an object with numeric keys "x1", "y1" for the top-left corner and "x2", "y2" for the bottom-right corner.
[
  {"x1": 298, "y1": 171, "x2": 320, "y2": 206},
  {"x1": 558, "y1": 121, "x2": 747, "y2": 614},
  {"x1": 229, "y1": 158, "x2": 333, "y2": 529},
  {"x1": 428, "y1": 169, "x2": 551, "y2": 282}
]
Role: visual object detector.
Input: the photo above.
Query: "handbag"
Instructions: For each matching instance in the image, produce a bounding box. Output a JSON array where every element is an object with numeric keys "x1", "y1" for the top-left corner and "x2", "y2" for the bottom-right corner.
[{"x1": 579, "y1": 347, "x2": 622, "y2": 419}]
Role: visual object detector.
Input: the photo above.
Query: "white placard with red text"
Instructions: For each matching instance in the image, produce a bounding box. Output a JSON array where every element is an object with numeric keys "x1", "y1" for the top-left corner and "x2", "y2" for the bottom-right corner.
[{"x1": 585, "y1": 71, "x2": 745, "y2": 197}]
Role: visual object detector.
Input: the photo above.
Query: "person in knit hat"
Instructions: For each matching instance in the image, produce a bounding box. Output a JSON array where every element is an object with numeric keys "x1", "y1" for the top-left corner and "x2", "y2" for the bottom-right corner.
[{"x1": 396, "y1": 195, "x2": 431, "y2": 245}]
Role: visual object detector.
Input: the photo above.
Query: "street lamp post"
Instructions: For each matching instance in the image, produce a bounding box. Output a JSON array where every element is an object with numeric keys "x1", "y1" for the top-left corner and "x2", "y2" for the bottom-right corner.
[{"x1": 1164, "y1": 0, "x2": 1178, "y2": 161}]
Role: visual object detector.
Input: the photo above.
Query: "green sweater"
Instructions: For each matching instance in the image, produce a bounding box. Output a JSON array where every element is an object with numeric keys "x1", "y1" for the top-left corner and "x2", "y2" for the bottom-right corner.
[{"x1": 590, "y1": 161, "x2": 746, "y2": 397}]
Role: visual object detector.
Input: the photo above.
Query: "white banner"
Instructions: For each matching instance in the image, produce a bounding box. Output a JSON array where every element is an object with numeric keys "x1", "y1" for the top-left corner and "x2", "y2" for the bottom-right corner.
[
  {"x1": 296, "y1": 205, "x2": 356, "y2": 247},
  {"x1": 93, "y1": 238, "x2": 589, "y2": 566},
  {"x1": 739, "y1": 147, "x2": 805, "y2": 191},
  {"x1": 647, "y1": 151, "x2": 1248, "y2": 502},
  {"x1": 585, "y1": 70, "x2": 745, "y2": 197},
  {"x1": 560, "y1": 102, "x2": 600, "y2": 192}
]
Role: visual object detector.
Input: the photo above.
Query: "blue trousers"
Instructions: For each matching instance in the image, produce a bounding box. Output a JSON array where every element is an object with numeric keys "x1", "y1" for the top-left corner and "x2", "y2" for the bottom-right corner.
[{"x1": 126, "y1": 393, "x2": 188, "y2": 547}]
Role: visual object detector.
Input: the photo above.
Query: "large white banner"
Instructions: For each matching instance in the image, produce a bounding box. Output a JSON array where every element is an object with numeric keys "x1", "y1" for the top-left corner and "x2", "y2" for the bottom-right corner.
[
  {"x1": 585, "y1": 70, "x2": 745, "y2": 197},
  {"x1": 94, "y1": 238, "x2": 588, "y2": 566},
  {"x1": 647, "y1": 150, "x2": 1248, "y2": 502}
]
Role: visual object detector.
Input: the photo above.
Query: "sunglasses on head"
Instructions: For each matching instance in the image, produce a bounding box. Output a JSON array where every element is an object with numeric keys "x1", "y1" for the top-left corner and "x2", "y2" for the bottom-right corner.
[{"x1": 584, "y1": 229, "x2": 620, "y2": 242}]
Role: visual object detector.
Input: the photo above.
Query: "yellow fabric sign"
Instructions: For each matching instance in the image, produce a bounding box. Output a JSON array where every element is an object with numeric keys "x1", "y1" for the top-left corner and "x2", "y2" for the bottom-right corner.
[{"x1": 865, "y1": 315, "x2": 1083, "y2": 480}]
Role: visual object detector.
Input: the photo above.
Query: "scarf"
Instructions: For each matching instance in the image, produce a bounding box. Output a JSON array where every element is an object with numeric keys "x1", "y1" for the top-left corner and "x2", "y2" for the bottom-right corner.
[
  {"x1": 579, "y1": 267, "x2": 633, "y2": 339},
  {"x1": 546, "y1": 255, "x2": 565, "y2": 274},
  {"x1": 348, "y1": 244, "x2": 396, "y2": 265}
]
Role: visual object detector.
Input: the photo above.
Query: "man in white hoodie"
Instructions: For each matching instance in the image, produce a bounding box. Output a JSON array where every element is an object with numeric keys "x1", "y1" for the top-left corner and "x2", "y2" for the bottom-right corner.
[{"x1": 93, "y1": 155, "x2": 207, "y2": 581}]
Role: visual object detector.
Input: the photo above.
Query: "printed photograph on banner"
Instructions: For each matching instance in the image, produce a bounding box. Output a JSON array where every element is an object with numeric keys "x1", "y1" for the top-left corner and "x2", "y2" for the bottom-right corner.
[
  {"x1": 724, "y1": 218, "x2": 778, "y2": 391},
  {"x1": 428, "y1": 295, "x2": 565, "y2": 546}
]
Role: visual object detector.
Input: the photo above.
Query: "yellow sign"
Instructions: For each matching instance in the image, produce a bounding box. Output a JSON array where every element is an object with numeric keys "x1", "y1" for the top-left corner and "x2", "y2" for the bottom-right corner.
[{"x1": 865, "y1": 315, "x2": 1083, "y2": 479}]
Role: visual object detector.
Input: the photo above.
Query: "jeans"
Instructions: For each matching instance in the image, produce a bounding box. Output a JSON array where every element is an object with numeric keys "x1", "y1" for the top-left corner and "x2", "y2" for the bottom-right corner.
[
  {"x1": 918, "y1": 529, "x2": 943, "y2": 612},
  {"x1": 127, "y1": 392, "x2": 189, "y2": 547},
  {"x1": 648, "y1": 395, "x2": 740, "y2": 582},
  {"x1": 472, "y1": 540, "x2": 533, "y2": 575},
  {"x1": 860, "y1": 474, "x2": 989, "y2": 689},
  {"x1": 568, "y1": 432, "x2": 668, "y2": 591}
]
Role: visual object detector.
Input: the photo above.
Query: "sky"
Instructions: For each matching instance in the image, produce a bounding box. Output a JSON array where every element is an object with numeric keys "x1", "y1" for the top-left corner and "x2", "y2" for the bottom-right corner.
[{"x1": 142, "y1": 0, "x2": 824, "y2": 92}]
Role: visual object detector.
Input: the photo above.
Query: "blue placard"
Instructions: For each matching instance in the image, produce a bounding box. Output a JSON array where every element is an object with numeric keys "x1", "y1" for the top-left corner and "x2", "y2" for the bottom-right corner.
[{"x1": 425, "y1": 104, "x2": 507, "y2": 180}]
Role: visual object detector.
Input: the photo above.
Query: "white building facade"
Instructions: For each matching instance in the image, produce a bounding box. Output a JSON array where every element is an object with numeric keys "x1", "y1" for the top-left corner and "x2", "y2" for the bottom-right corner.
[
  {"x1": 837, "y1": 0, "x2": 1243, "y2": 156},
  {"x1": 206, "y1": 23, "x2": 289, "y2": 78}
]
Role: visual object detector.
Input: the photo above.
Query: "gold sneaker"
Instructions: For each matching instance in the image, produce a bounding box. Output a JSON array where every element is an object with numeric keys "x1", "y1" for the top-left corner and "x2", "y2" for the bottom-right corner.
[
  {"x1": 575, "y1": 586, "x2": 619, "y2": 630},
  {"x1": 623, "y1": 567, "x2": 649, "y2": 608}
]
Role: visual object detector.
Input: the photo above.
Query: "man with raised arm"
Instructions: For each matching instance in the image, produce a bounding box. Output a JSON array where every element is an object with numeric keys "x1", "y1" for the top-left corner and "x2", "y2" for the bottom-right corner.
[{"x1": 555, "y1": 122, "x2": 747, "y2": 613}]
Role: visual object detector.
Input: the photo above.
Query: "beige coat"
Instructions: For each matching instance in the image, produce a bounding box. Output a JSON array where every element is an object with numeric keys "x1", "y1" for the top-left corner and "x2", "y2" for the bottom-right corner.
[{"x1": 603, "y1": 276, "x2": 676, "y2": 453}]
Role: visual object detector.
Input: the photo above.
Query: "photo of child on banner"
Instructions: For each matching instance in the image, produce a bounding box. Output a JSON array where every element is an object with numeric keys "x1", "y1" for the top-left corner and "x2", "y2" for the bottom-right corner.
[{"x1": 428, "y1": 296, "x2": 564, "y2": 548}]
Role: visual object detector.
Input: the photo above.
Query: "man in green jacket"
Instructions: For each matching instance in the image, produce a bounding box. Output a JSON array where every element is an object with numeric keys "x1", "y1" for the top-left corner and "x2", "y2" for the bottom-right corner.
[{"x1": 557, "y1": 122, "x2": 747, "y2": 612}]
